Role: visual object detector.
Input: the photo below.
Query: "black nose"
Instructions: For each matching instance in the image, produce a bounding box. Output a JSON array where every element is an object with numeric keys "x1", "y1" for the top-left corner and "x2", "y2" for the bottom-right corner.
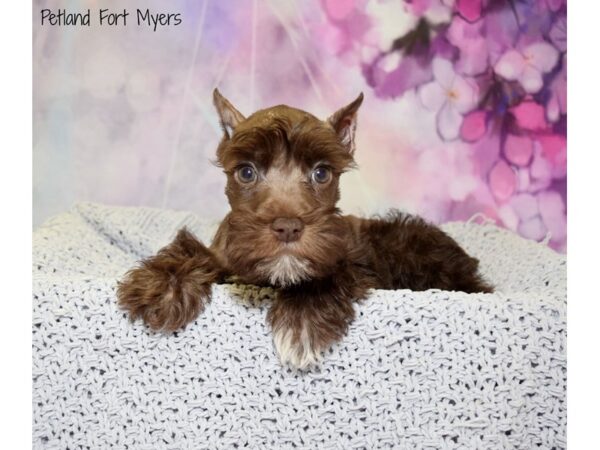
[{"x1": 271, "y1": 218, "x2": 305, "y2": 243}]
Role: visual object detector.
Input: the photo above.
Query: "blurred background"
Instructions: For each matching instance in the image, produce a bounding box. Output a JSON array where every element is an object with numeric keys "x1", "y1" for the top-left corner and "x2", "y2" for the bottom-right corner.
[{"x1": 33, "y1": 0, "x2": 567, "y2": 251}]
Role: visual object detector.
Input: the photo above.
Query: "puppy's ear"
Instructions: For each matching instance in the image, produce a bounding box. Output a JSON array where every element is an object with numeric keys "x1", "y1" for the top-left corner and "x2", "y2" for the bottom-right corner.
[
  {"x1": 213, "y1": 88, "x2": 246, "y2": 138},
  {"x1": 327, "y1": 93, "x2": 364, "y2": 154}
]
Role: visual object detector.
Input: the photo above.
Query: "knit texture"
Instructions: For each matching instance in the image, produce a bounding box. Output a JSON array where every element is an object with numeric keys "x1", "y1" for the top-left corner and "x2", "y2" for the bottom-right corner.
[{"x1": 32, "y1": 203, "x2": 566, "y2": 449}]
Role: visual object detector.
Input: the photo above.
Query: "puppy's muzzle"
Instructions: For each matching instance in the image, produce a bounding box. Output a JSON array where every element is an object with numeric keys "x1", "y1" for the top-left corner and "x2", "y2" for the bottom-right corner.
[{"x1": 271, "y1": 217, "x2": 304, "y2": 243}]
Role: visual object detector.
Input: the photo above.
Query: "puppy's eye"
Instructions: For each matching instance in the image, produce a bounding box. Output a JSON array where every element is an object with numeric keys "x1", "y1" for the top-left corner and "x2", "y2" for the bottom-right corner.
[
  {"x1": 236, "y1": 165, "x2": 257, "y2": 184},
  {"x1": 311, "y1": 166, "x2": 331, "y2": 184}
]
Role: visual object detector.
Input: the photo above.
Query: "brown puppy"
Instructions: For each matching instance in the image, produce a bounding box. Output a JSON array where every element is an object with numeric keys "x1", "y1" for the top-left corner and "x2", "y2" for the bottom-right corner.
[{"x1": 118, "y1": 90, "x2": 492, "y2": 369}]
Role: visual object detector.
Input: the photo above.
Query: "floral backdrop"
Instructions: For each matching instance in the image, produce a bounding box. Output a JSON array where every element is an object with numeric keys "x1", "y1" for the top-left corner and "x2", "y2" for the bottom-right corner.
[{"x1": 34, "y1": 0, "x2": 567, "y2": 251}]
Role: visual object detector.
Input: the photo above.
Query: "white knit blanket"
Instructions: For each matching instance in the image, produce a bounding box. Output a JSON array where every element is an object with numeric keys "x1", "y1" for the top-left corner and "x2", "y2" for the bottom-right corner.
[{"x1": 32, "y1": 203, "x2": 566, "y2": 449}]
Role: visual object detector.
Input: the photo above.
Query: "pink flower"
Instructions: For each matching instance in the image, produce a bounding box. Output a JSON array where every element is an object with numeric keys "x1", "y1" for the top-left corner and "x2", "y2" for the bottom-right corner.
[
  {"x1": 537, "y1": 134, "x2": 567, "y2": 178},
  {"x1": 504, "y1": 134, "x2": 534, "y2": 167},
  {"x1": 460, "y1": 110, "x2": 487, "y2": 142},
  {"x1": 494, "y1": 42, "x2": 559, "y2": 93},
  {"x1": 456, "y1": 0, "x2": 482, "y2": 22},
  {"x1": 489, "y1": 160, "x2": 516, "y2": 202},
  {"x1": 418, "y1": 58, "x2": 479, "y2": 140},
  {"x1": 509, "y1": 100, "x2": 548, "y2": 131}
]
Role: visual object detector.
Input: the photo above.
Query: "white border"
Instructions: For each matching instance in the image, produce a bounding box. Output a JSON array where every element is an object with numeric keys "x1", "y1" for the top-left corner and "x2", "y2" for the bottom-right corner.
[
  {"x1": 0, "y1": 0, "x2": 32, "y2": 447},
  {"x1": 568, "y1": 1, "x2": 600, "y2": 448},
  {"x1": 3, "y1": 0, "x2": 597, "y2": 446}
]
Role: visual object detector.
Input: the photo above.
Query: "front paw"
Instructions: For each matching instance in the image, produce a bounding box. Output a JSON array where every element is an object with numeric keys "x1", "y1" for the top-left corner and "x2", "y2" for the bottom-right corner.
[
  {"x1": 272, "y1": 323, "x2": 326, "y2": 370},
  {"x1": 117, "y1": 228, "x2": 220, "y2": 332},
  {"x1": 117, "y1": 262, "x2": 211, "y2": 332},
  {"x1": 267, "y1": 288, "x2": 356, "y2": 370}
]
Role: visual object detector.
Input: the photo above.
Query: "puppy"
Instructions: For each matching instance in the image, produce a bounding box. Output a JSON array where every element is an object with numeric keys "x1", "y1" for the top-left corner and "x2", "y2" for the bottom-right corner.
[{"x1": 118, "y1": 90, "x2": 492, "y2": 369}]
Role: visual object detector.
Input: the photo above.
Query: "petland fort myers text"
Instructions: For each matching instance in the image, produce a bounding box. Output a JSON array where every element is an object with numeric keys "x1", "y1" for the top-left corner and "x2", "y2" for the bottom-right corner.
[{"x1": 40, "y1": 9, "x2": 182, "y2": 31}]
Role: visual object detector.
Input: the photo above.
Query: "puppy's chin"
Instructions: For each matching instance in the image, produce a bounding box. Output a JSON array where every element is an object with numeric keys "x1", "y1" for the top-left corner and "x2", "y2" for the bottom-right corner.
[{"x1": 256, "y1": 253, "x2": 313, "y2": 287}]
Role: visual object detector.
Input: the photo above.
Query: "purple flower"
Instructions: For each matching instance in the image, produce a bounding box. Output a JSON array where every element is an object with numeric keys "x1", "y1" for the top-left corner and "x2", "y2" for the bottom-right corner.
[
  {"x1": 316, "y1": 0, "x2": 567, "y2": 251},
  {"x1": 368, "y1": 53, "x2": 433, "y2": 99},
  {"x1": 481, "y1": 5, "x2": 520, "y2": 65},
  {"x1": 418, "y1": 58, "x2": 479, "y2": 140},
  {"x1": 363, "y1": 18, "x2": 457, "y2": 99},
  {"x1": 447, "y1": 16, "x2": 489, "y2": 76},
  {"x1": 494, "y1": 42, "x2": 559, "y2": 93}
]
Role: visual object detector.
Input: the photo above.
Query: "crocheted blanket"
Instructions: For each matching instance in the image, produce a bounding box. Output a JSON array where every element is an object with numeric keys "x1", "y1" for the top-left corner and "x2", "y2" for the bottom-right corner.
[{"x1": 32, "y1": 203, "x2": 566, "y2": 449}]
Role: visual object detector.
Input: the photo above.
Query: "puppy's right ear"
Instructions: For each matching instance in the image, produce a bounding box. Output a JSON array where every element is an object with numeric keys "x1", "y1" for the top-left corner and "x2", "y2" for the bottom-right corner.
[
  {"x1": 327, "y1": 92, "x2": 364, "y2": 155},
  {"x1": 213, "y1": 88, "x2": 246, "y2": 139}
]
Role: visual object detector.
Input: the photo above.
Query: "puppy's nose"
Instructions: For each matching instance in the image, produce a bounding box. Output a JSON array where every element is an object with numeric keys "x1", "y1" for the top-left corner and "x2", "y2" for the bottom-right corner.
[{"x1": 271, "y1": 218, "x2": 304, "y2": 243}]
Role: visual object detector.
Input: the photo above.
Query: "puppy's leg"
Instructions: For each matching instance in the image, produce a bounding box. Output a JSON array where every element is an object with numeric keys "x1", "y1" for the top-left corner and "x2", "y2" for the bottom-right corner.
[
  {"x1": 117, "y1": 228, "x2": 224, "y2": 331},
  {"x1": 267, "y1": 267, "x2": 370, "y2": 369},
  {"x1": 358, "y1": 211, "x2": 493, "y2": 293}
]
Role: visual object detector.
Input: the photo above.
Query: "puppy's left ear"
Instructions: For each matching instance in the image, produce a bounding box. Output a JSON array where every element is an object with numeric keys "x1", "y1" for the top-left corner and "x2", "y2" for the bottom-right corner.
[
  {"x1": 327, "y1": 93, "x2": 364, "y2": 154},
  {"x1": 213, "y1": 88, "x2": 246, "y2": 139}
]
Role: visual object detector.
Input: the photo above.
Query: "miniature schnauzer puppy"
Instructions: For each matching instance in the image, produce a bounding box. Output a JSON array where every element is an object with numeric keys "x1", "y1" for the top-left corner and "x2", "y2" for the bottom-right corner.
[{"x1": 118, "y1": 89, "x2": 492, "y2": 369}]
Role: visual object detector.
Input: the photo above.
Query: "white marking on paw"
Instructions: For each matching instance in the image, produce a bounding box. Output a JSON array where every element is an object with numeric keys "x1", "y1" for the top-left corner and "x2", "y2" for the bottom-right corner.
[{"x1": 272, "y1": 324, "x2": 322, "y2": 370}]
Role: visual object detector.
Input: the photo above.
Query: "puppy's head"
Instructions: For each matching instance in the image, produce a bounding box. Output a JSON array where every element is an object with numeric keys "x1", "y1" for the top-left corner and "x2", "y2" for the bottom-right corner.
[{"x1": 212, "y1": 89, "x2": 363, "y2": 287}]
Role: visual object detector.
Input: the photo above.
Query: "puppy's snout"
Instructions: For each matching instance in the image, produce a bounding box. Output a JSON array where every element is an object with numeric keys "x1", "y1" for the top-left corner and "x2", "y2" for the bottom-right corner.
[{"x1": 271, "y1": 218, "x2": 305, "y2": 243}]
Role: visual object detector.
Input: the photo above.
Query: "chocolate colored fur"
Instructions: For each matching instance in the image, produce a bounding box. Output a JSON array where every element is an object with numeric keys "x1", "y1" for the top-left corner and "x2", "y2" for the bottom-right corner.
[{"x1": 118, "y1": 90, "x2": 492, "y2": 369}]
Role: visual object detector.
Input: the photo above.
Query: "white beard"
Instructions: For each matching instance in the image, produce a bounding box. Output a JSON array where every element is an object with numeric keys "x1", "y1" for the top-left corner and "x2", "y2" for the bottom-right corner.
[{"x1": 257, "y1": 254, "x2": 312, "y2": 287}]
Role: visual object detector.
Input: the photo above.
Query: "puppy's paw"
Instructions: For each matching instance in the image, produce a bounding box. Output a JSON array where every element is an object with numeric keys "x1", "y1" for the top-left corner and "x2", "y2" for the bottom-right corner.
[
  {"x1": 117, "y1": 228, "x2": 221, "y2": 332},
  {"x1": 267, "y1": 286, "x2": 356, "y2": 370},
  {"x1": 272, "y1": 324, "x2": 324, "y2": 370},
  {"x1": 117, "y1": 263, "x2": 211, "y2": 332}
]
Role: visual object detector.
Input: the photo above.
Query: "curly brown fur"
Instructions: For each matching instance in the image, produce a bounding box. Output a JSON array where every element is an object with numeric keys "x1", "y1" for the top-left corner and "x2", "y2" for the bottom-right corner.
[
  {"x1": 118, "y1": 89, "x2": 493, "y2": 368},
  {"x1": 117, "y1": 228, "x2": 224, "y2": 332},
  {"x1": 351, "y1": 211, "x2": 493, "y2": 293}
]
